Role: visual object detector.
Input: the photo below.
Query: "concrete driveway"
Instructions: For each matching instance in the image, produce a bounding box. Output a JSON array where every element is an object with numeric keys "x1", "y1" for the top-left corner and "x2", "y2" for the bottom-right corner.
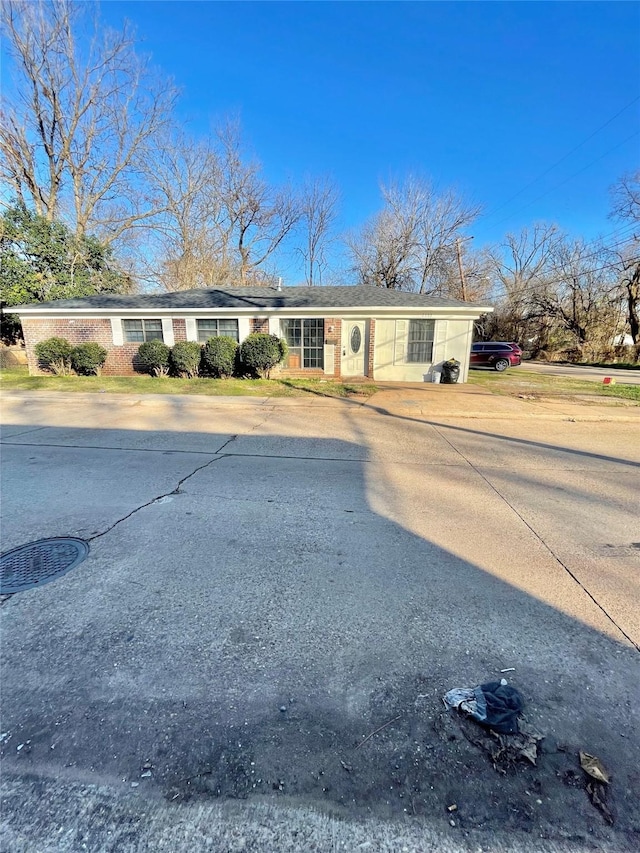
[{"x1": 1, "y1": 387, "x2": 639, "y2": 852}]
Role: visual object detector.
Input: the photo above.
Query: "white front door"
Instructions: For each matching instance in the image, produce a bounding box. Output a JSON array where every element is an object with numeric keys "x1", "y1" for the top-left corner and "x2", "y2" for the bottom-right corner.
[{"x1": 342, "y1": 320, "x2": 366, "y2": 376}]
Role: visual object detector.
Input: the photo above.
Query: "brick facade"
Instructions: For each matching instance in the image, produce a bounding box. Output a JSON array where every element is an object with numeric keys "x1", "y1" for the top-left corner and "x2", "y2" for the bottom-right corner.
[
  {"x1": 367, "y1": 318, "x2": 376, "y2": 378},
  {"x1": 251, "y1": 318, "x2": 270, "y2": 334},
  {"x1": 21, "y1": 315, "x2": 355, "y2": 378},
  {"x1": 173, "y1": 319, "x2": 187, "y2": 343}
]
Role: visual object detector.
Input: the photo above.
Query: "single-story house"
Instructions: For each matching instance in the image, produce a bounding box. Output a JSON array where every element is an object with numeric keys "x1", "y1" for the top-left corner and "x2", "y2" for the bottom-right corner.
[{"x1": 13, "y1": 285, "x2": 493, "y2": 382}]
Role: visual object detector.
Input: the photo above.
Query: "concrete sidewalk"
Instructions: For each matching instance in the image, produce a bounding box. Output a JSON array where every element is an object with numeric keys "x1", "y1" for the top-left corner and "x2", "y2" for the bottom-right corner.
[
  {"x1": 2, "y1": 382, "x2": 639, "y2": 424},
  {"x1": 1, "y1": 389, "x2": 639, "y2": 852}
]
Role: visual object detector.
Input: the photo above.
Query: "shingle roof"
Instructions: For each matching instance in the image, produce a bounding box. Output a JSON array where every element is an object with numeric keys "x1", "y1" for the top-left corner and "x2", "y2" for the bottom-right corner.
[{"x1": 12, "y1": 285, "x2": 491, "y2": 312}]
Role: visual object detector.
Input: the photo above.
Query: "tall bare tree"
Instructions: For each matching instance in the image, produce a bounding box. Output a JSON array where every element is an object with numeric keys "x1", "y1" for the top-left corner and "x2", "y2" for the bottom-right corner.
[
  {"x1": 298, "y1": 176, "x2": 339, "y2": 286},
  {"x1": 533, "y1": 238, "x2": 621, "y2": 357},
  {"x1": 214, "y1": 123, "x2": 301, "y2": 284},
  {"x1": 138, "y1": 133, "x2": 235, "y2": 291},
  {"x1": 1, "y1": 0, "x2": 176, "y2": 245},
  {"x1": 610, "y1": 169, "x2": 640, "y2": 346},
  {"x1": 484, "y1": 224, "x2": 562, "y2": 349},
  {"x1": 346, "y1": 176, "x2": 479, "y2": 294}
]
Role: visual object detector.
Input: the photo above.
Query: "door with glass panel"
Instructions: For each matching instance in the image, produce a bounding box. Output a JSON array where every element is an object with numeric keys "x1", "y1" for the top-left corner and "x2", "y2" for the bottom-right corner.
[{"x1": 342, "y1": 320, "x2": 366, "y2": 376}]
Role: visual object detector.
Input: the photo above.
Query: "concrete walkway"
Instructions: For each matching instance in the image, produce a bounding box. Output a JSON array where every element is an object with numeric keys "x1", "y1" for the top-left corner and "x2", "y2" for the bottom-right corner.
[{"x1": 1, "y1": 388, "x2": 639, "y2": 852}]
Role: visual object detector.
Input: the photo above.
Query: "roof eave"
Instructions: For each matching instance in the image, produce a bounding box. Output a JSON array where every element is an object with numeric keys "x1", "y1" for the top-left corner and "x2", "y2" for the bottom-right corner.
[{"x1": 12, "y1": 304, "x2": 494, "y2": 317}]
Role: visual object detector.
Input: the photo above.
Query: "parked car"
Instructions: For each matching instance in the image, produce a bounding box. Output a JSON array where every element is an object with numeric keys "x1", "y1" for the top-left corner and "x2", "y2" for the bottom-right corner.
[{"x1": 470, "y1": 341, "x2": 522, "y2": 371}]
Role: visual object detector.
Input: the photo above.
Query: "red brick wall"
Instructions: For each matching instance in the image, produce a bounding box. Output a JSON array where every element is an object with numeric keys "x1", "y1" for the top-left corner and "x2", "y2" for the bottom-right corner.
[
  {"x1": 367, "y1": 319, "x2": 376, "y2": 378},
  {"x1": 22, "y1": 318, "x2": 121, "y2": 374},
  {"x1": 21, "y1": 318, "x2": 188, "y2": 376},
  {"x1": 21, "y1": 315, "x2": 367, "y2": 380},
  {"x1": 251, "y1": 318, "x2": 270, "y2": 334},
  {"x1": 173, "y1": 319, "x2": 187, "y2": 342}
]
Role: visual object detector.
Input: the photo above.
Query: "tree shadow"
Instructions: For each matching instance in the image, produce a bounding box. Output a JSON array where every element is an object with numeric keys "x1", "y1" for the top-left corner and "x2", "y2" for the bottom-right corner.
[
  {"x1": 1, "y1": 423, "x2": 638, "y2": 848},
  {"x1": 361, "y1": 399, "x2": 640, "y2": 469}
]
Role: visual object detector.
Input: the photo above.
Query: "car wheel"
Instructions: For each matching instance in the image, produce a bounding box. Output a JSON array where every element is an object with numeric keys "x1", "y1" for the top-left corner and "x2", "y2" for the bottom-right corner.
[{"x1": 494, "y1": 358, "x2": 509, "y2": 372}]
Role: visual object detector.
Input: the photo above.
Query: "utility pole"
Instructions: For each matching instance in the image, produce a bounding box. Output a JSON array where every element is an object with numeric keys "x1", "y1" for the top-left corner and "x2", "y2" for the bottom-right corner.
[{"x1": 455, "y1": 237, "x2": 470, "y2": 301}]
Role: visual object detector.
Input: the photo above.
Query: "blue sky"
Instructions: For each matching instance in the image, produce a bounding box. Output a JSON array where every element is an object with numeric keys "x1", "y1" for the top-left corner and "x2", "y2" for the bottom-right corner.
[{"x1": 82, "y1": 2, "x2": 640, "y2": 277}]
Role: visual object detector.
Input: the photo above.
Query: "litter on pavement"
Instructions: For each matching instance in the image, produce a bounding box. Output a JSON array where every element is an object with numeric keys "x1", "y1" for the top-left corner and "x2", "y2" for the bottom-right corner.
[
  {"x1": 444, "y1": 679, "x2": 524, "y2": 734},
  {"x1": 579, "y1": 751, "x2": 610, "y2": 784}
]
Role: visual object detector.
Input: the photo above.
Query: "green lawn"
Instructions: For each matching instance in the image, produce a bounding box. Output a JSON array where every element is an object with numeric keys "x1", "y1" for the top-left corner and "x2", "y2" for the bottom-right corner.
[
  {"x1": 467, "y1": 368, "x2": 640, "y2": 402},
  {"x1": 2, "y1": 364, "x2": 638, "y2": 403},
  {"x1": 0, "y1": 366, "x2": 378, "y2": 399}
]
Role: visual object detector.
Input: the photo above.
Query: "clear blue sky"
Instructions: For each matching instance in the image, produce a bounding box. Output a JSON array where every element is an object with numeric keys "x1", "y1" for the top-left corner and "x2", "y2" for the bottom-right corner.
[{"x1": 103, "y1": 2, "x2": 640, "y2": 276}]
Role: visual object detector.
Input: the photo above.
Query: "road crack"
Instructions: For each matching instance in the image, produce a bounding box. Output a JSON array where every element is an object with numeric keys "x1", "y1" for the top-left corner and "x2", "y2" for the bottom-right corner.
[
  {"x1": 431, "y1": 424, "x2": 640, "y2": 652},
  {"x1": 88, "y1": 451, "x2": 231, "y2": 543}
]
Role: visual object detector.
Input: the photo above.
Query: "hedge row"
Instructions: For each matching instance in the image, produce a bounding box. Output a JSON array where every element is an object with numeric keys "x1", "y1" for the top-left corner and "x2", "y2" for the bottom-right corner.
[
  {"x1": 34, "y1": 333, "x2": 288, "y2": 379},
  {"x1": 137, "y1": 334, "x2": 287, "y2": 379},
  {"x1": 34, "y1": 338, "x2": 107, "y2": 375}
]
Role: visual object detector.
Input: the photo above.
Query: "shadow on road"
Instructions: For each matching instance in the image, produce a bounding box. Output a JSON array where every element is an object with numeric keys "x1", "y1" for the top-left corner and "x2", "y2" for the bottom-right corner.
[{"x1": 1, "y1": 423, "x2": 638, "y2": 851}]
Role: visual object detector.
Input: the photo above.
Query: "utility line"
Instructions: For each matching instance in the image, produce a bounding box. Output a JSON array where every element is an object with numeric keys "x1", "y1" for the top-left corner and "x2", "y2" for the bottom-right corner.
[
  {"x1": 490, "y1": 131, "x2": 640, "y2": 229},
  {"x1": 484, "y1": 255, "x2": 639, "y2": 304},
  {"x1": 482, "y1": 95, "x2": 640, "y2": 222}
]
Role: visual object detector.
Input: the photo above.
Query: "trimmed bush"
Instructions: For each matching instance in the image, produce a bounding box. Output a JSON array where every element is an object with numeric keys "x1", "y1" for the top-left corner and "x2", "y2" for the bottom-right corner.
[
  {"x1": 136, "y1": 339, "x2": 171, "y2": 376},
  {"x1": 170, "y1": 340, "x2": 202, "y2": 378},
  {"x1": 70, "y1": 342, "x2": 108, "y2": 375},
  {"x1": 238, "y1": 333, "x2": 287, "y2": 378},
  {"x1": 34, "y1": 337, "x2": 72, "y2": 374},
  {"x1": 201, "y1": 336, "x2": 238, "y2": 378}
]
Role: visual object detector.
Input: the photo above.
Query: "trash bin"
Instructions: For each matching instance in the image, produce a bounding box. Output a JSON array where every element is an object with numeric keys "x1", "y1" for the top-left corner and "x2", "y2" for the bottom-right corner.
[{"x1": 441, "y1": 358, "x2": 460, "y2": 384}]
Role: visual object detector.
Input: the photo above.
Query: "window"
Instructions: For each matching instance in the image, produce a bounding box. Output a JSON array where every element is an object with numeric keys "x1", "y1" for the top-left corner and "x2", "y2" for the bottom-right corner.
[
  {"x1": 122, "y1": 319, "x2": 164, "y2": 343},
  {"x1": 196, "y1": 319, "x2": 239, "y2": 343},
  {"x1": 282, "y1": 318, "x2": 324, "y2": 368},
  {"x1": 407, "y1": 319, "x2": 435, "y2": 363}
]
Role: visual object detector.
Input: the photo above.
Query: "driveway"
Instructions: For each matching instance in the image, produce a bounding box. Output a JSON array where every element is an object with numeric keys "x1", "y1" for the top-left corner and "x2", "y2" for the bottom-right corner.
[{"x1": 1, "y1": 388, "x2": 639, "y2": 852}]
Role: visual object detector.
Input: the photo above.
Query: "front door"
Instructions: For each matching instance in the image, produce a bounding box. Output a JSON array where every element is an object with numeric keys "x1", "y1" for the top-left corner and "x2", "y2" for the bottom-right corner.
[{"x1": 342, "y1": 320, "x2": 366, "y2": 376}]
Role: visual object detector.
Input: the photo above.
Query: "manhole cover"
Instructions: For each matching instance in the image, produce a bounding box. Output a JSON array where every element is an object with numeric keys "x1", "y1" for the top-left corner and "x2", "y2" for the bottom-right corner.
[{"x1": 0, "y1": 537, "x2": 89, "y2": 594}]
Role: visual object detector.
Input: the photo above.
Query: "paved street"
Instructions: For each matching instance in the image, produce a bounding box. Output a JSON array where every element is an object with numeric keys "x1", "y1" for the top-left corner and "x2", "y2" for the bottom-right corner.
[
  {"x1": 1, "y1": 387, "x2": 639, "y2": 852},
  {"x1": 518, "y1": 361, "x2": 640, "y2": 385}
]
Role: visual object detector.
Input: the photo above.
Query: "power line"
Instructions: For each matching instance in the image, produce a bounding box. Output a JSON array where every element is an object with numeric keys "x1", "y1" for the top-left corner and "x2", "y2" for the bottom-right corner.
[
  {"x1": 485, "y1": 255, "x2": 639, "y2": 304},
  {"x1": 490, "y1": 131, "x2": 640, "y2": 229},
  {"x1": 482, "y1": 95, "x2": 640, "y2": 222}
]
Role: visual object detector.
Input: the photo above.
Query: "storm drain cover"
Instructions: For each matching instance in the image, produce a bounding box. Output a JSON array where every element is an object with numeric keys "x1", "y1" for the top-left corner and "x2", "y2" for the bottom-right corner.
[{"x1": 0, "y1": 537, "x2": 89, "y2": 594}]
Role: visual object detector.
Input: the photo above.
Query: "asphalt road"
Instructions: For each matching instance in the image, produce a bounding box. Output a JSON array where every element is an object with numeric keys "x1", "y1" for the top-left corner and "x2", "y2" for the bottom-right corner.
[
  {"x1": 1, "y1": 389, "x2": 639, "y2": 852},
  {"x1": 518, "y1": 361, "x2": 640, "y2": 385}
]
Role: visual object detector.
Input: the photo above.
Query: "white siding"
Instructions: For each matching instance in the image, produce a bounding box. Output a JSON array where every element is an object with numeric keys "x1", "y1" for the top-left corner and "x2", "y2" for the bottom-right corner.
[
  {"x1": 394, "y1": 319, "x2": 408, "y2": 364},
  {"x1": 373, "y1": 316, "x2": 475, "y2": 382},
  {"x1": 268, "y1": 317, "x2": 279, "y2": 336},
  {"x1": 110, "y1": 318, "x2": 123, "y2": 346},
  {"x1": 185, "y1": 318, "x2": 197, "y2": 342},
  {"x1": 161, "y1": 318, "x2": 175, "y2": 347},
  {"x1": 323, "y1": 344, "x2": 335, "y2": 375},
  {"x1": 433, "y1": 320, "x2": 449, "y2": 363},
  {"x1": 238, "y1": 317, "x2": 250, "y2": 341}
]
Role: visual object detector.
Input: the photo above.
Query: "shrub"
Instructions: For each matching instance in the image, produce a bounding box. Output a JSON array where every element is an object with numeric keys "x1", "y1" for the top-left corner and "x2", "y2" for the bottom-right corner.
[
  {"x1": 1, "y1": 313, "x2": 23, "y2": 346},
  {"x1": 136, "y1": 339, "x2": 171, "y2": 376},
  {"x1": 201, "y1": 336, "x2": 238, "y2": 378},
  {"x1": 70, "y1": 342, "x2": 108, "y2": 375},
  {"x1": 238, "y1": 333, "x2": 287, "y2": 378},
  {"x1": 170, "y1": 340, "x2": 202, "y2": 378},
  {"x1": 34, "y1": 337, "x2": 72, "y2": 374}
]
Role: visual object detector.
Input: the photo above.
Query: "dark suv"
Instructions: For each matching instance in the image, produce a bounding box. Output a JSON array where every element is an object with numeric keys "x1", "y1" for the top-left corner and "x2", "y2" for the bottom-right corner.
[{"x1": 470, "y1": 342, "x2": 522, "y2": 371}]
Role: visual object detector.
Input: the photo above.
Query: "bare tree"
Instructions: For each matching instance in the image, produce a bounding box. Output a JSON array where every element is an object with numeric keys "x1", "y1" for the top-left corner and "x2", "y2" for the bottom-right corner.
[
  {"x1": 533, "y1": 238, "x2": 621, "y2": 357},
  {"x1": 485, "y1": 224, "x2": 562, "y2": 350},
  {"x1": 298, "y1": 176, "x2": 339, "y2": 286},
  {"x1": 610, "y1": 170, "x2": 640, "y2": 345},
  {"x1": 610, "y1": 169, "x2": 640, "y2": 227},
  {"x1": 346, "y1": 176, "x2": 480, "y2": 294},
  {"x1": 138, "y1": 133, "x2": 236, "y2": 291},
  {"x1": 215, "y1": 123, "x2": 301, "y2": 284},
  {"x1": 0, "y1": 0, "x2": 176, "y2": 245},
  {"x1": 345, "y1": 207, "x2": 415, "y2": 290}
]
